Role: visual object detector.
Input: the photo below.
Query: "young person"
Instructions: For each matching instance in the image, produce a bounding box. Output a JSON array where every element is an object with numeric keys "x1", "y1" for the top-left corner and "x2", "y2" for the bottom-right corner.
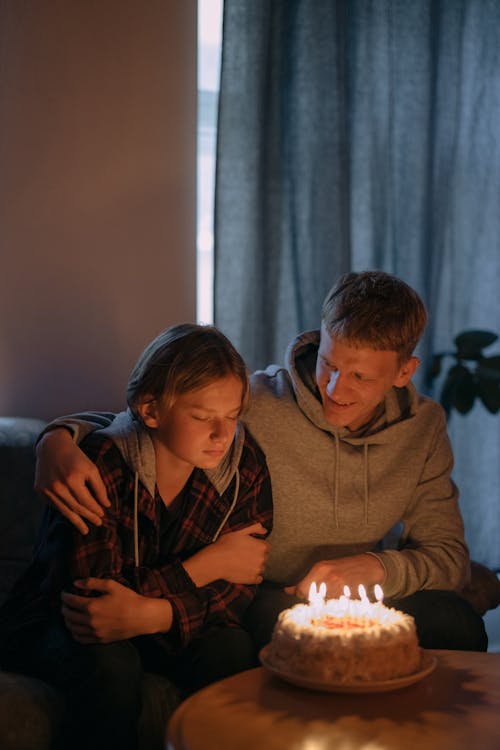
[
  {"x1": 0, "y1": 324, "x2": 272, "y2": 750},
  {"x1": 34, "y1": 271, "x2": 487, "y2": 652}
]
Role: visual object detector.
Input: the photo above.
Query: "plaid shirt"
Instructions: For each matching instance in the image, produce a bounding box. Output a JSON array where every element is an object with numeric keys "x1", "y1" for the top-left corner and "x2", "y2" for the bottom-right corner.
[{"x1": 1, "y1": 429, "x2": 272, "y2": 653}]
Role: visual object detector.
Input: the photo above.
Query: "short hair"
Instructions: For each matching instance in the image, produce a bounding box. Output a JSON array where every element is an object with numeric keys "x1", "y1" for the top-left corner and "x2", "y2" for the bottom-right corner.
[
  {"x1": 321, "y1": 271, "x2": 428, "y2": 362},
  {"x1": 127, "y1": 324, "x2": 249, "y2": 415}
]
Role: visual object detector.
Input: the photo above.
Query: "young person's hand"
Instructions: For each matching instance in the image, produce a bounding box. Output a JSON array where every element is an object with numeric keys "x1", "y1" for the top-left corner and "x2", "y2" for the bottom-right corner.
[
  {"x1": 61, "y1": 578, "x2": 173, "y2": 643},
  {"x1": 183, "y1": 522, "x2": 270, "y2": 586},
  {"x1": 284, "y1": 554, "x2": 385, "y2": 600},
  {"x1": 35, "y1": 429, "x2": 110, "y2": 535}
]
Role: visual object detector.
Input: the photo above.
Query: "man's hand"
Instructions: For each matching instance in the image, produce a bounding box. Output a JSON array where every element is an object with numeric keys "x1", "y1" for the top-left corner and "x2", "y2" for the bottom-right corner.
[
  {"x1": 183, "y1": 522, "x2": 270, "y2": 586},
  {"x1": 284, "y1": 554, "x2": 385, "y2": 600},
  {"x1": 61, "y1": 578, "x2": 173, "y2": 643},
  {"x1": 35, "y1": 429, "x2": 110, "y2": 534}
]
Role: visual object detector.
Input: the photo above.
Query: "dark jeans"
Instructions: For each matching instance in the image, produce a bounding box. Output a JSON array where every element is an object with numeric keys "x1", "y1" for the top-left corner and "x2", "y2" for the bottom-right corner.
[
  {"x1": 388, "y1": 589, "x2": 488, "y2": 651},
  {"x1": 3, "y1": 620, "x2": 142, "y2": 750},
  {"x1": 244, "y1": 582, "x2": 488, "y2": 653},
  {"x1": 2, "y1": 620, "x2": 257, "y2": 750},
  {"x1": 137, "y1": 623, "x2": 258, "y2": 697}
]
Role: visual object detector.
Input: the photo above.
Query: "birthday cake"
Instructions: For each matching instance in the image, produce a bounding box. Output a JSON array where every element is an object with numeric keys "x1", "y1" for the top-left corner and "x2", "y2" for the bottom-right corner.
[{"x1": 266, "y1": 586, "x2": 421, "y2": 683}]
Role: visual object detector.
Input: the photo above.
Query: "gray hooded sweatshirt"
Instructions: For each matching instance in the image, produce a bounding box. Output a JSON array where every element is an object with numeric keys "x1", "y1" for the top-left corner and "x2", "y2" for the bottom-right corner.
[{"x1": 243, "y1": 330, "x2": 469, "y2": 599}]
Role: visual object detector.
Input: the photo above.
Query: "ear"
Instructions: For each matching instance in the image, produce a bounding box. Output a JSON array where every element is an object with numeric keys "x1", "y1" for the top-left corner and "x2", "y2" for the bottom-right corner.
[
  {"x1": 394, "y1": 356, "x2": 419, "y2": 387},
  {"x1": 135, "y1": 396, "x2": 160, "y2": 428}
]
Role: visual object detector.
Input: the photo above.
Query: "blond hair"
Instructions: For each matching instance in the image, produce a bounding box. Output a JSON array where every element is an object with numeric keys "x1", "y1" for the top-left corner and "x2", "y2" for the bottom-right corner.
[
  {"x1": 127, "y1": 324, "x2": 249, "y2": 415},
  {"x1": 321, "y1": 271, "x2": 427, "y2": 362}
]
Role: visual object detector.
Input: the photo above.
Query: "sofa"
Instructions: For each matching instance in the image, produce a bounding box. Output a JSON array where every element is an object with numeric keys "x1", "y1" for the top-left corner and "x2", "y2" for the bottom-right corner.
[
  {"x1": 1, "y1": 417, "x2": 500, "y2": 749},
  {"x1": 0, "y1": 417, "x2": 180, "y2": 750}
]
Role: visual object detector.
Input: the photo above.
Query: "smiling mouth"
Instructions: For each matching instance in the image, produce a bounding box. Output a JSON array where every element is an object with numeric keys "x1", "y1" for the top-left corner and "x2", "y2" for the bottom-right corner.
[{"x1": 328, "y1": 397, "x2": 354, "y2": 408}]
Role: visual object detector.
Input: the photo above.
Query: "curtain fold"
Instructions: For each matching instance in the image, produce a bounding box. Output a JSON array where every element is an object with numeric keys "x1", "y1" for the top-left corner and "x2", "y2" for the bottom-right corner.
[
  {"x1": 214, "y1": 0, "x2": 500, "y2": 569},
  {"x1": 215, "y1": 1, "x2": 352, "y2": 371}
]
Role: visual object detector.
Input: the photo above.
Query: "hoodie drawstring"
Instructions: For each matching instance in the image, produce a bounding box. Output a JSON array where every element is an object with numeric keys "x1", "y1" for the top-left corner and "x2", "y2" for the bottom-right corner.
[
  {"x1": 333, "y1": 434, "x2": 340, "y2": 528},
  {"x1": 133, "y1": 471, "x2": 139, "y2": 568},
  {"x1": 333, "y1": 437, "x2": 370, "y2": 527},
  {"x1": 363, "y1": 442, "x2": 369, "y2": 525},
  {"x1": 211, "y1": 469, "x2": 240, "y2": 542}
]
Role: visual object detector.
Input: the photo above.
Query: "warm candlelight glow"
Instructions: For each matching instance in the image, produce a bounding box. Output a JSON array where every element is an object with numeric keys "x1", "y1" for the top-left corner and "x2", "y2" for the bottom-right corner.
[
  {"x1": 308, "y1": 581, "x2": 316, "y2": 602},
  {"x1": 308, "y1": 581, "x2": 327, "y2": 618},
  {"x1": 303, "y1": 581, "x2": 390, "y2": 626},
  {"x1": 358, "y1": 584, "x2": 368, "y2": 601}
]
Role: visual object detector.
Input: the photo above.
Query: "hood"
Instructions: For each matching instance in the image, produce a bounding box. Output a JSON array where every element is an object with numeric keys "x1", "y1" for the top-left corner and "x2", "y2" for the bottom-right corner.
[{"x1": 99, "y1": 409, "x2": 245, "y2": 497}]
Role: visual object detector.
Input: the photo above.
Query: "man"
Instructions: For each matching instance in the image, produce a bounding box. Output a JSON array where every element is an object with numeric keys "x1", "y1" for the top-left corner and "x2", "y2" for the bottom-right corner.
[{"x1": 35, "y1": 271, "x2": 487, "y2": 651}]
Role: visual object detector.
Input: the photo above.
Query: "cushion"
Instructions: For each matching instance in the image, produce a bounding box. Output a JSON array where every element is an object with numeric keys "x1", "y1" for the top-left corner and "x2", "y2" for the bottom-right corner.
[
  {"x1": 0, "y1": 417, "x2": 47, "y2": 606},
  {"x1": 0, "y1": 672, "x2": 64, "y2": 750}
]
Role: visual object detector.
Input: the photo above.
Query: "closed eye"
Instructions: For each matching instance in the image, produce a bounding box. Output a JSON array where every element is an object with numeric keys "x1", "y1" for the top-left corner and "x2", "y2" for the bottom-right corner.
[
  {"x1": 354, "y1": 372, "x2": 375, "y2": 382},
  {"x1": 192, "y1": 414, "x2": 239, "y2": 422},
  {"x1": 320, "y1": 356, "x2": 337, "y2": 371}
]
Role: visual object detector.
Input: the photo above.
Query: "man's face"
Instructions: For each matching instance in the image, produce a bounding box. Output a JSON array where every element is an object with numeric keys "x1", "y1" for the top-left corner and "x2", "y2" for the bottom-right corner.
[{"x1": 315, "y1": 326, "x2": 417, "y2": 431}]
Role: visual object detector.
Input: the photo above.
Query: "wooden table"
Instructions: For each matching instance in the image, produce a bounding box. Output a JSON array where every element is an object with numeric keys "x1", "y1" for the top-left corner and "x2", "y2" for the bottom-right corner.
[{"x1": 166, "y1": 650, "x2": 500, "y2": 750}]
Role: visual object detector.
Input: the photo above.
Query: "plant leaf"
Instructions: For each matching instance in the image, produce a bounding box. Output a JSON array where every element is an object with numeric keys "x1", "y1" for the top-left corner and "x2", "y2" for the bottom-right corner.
[
  {"x1": 454, "y1": 371, "x2": 477, "y2": 413},
  {"x1": 425, "y1": 354, "x2": 444, "y2": 385},
  {"x1": 454, "y1": 330, "x2": 498, "y2": 359},
  {"x1": 477, "y1": 356, "x2": 500, "y2": 382},
  {"x1": 440, "y1": 364, "x2": 476, "y2": 414},
  {"x1": 478, "y1": 380, "x2": 500, "y2": 414}
]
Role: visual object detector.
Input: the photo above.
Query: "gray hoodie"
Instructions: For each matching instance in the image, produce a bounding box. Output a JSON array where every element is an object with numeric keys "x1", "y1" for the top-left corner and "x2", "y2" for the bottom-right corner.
[{"x1": 243, "y1": 330, "x2": 469, "y2": 599}]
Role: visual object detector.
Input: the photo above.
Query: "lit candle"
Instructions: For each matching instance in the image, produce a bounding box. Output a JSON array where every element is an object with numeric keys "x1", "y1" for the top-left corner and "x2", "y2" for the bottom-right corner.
[
  {"x1": 374, "y1": 584, "x2": 384, "y2": 602},
  {"x1": 308, "y1": 581, "x2": 326, "y2": 619},
  {"x1": 308, "y1": 581, "x2": 317, "y2": 600},
  {"x1": 358, "y1": 583, "x2": 368, "y2": 601}
]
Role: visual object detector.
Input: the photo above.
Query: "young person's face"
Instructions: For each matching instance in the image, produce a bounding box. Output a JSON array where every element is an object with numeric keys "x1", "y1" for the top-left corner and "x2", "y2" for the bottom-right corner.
[
  {"x1": 143, "y1": 374, "x2": 243, "y2": 470},
  {"x1": 315, "y1": 326, "x2": 418, "y2": 431}
]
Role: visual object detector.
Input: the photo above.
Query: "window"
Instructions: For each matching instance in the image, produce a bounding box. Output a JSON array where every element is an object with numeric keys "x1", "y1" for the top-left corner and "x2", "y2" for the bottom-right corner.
[{"x1": 197, "y1": 0, "x2": 222, "y2": 324}]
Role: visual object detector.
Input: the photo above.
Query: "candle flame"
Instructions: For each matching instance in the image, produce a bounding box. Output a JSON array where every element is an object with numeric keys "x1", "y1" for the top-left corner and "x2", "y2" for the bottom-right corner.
[
  {"x1": 374, "y1": 584, "x2": 384, "y2": 602},
  {"x1": 343, "y1": 585, "x2": 351, "y2": 598}
]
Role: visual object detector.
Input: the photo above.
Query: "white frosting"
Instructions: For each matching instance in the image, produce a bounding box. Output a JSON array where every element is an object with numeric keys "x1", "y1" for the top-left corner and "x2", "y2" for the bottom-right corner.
[{"x1": 267, "y1": 596, "x2": 421, "y2": 683}]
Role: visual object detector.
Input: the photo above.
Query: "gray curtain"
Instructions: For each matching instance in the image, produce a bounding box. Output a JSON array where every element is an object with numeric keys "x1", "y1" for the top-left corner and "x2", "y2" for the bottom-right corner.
[{"x1": 214, "y1": 0, "x2": 500, "y2": 569}]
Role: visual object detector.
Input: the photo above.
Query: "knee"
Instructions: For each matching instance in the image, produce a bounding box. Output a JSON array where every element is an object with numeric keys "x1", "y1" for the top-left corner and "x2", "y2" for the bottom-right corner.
[
  {"x1": 92, "y1": 641, "x2": 143, "y2": 696},
  {"x1": 215, "y1": 627, "x2": 257, "y2": 672},
  {"x1": 60, "y1": 641, "x2": 144, "y2": 750},
  {"x1": 179, "y1": 627, "x2": 257, "y2": 693},
  {"x1": 74, "y1": 641, "x2": 143, "y2": 714},
  {"x1": 450, "y1": 595, "x2": 488, "y2": 652},
  {"x1": 391, "y1": 590, "x2": 488, "y2": 652},
  {"x1": 245, "y1": 585, "x2": 299, "y2": 650}
]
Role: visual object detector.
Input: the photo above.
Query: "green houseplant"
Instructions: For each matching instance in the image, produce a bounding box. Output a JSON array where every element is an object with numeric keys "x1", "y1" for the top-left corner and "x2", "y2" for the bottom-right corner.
[
  {"x1": 426, "y1": 330, "x2": 500, "y2": 615},
  {"x1": 426, "y1": 329, "x2": 500, "y2": 416}
]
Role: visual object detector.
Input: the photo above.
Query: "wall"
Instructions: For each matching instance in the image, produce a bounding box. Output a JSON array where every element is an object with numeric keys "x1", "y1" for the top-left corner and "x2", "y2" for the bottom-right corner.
[{"x1": 0, "y1": 0, "x2": 197, "y2": 420}]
